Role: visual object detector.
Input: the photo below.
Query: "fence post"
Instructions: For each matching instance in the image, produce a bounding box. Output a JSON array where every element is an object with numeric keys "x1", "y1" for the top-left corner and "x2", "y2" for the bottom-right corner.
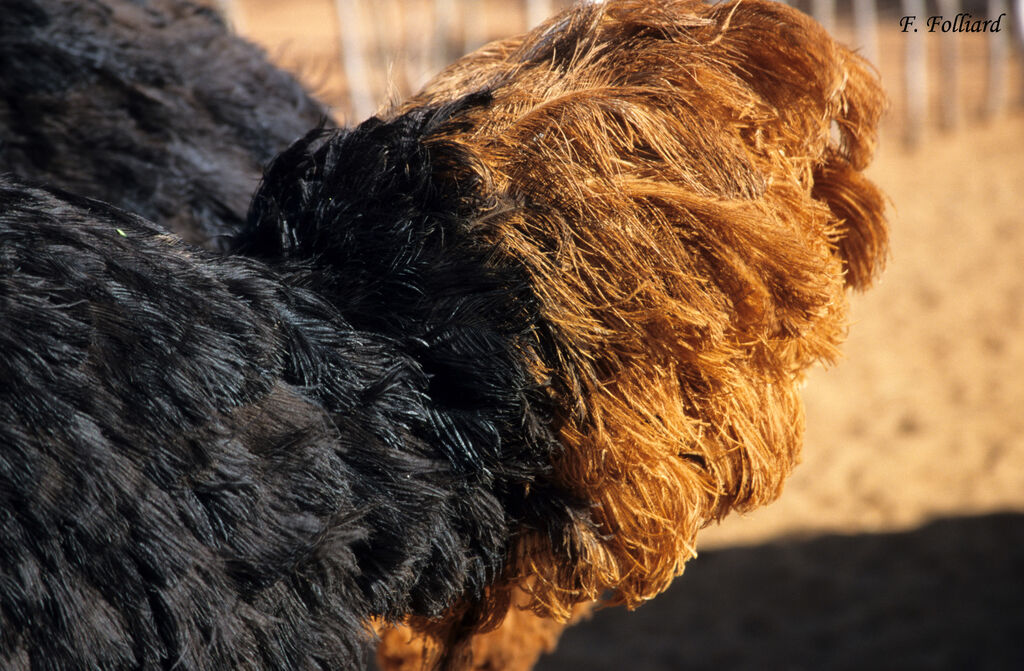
[
  {"x1": 1016, "y1": 0, "x2": 1024, "y2": 106},
  {"x1": 985, "y1": 0, "x2": 1010, "y2": 117},
  {"x1": 334, "y1": 0, "x2": 376, "y2": 122},
  {"x1": 463, "y1": 0, "x2": 487, "y2": 54},
  {"x1": 812, "y1": 0, "x2": 836, "y2": 32},
  {"x1": 401, "y1": 0, "x2": 433, "y2": 96},
  {"x1": 903, "y1": 0, "x2": 927, "y2": 146},
  {"x1": 853, "y1": 0, "x2": 879, "y2": 65},
  {"x1": 432, "y1": 0, "x2": 463, "y2": 73},
  {"x1": 938, "y1": 0, "x2": 961, "y2": 129}
]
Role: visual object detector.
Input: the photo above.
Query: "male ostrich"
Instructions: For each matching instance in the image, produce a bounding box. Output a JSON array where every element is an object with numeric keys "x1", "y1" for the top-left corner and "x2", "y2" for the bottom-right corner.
[{"x1": 0, "y1": 1, "x2": 887, "y2": 669}]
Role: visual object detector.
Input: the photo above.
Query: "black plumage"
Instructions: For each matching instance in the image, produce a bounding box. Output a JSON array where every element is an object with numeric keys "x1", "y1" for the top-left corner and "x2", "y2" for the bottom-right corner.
[
  {"x1": 0, "y1": 0, "x2": 327, "y2": 250},
  {"x1": 1, "y1": 2, "x2": 580, "y2": 666},
  {"x1": 0, "y1": 1, "x2": 889, "y2": 669},
  {"x1": 0, "y1": 99, "x2": 578, "y2": 669}
]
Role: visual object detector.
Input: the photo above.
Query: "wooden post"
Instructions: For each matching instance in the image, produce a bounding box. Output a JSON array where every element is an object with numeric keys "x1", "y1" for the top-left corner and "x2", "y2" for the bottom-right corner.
[
  {"x1": 812, "y1": 0, "x2": 836, "y2": 32},
  {"x1": 334, "y1": 0, "x2": 377, "y2": 122},
  {"x1": 432, "y1": 0, "x2": 461, "y2": 72},
  {"x1": 463, "y1": 0, "x2": 487, "y2": 54},
  {"x1": 903, "y1": 0, "x2": 927, "y2": 147},
  {"x1": 1016, "y1": 0, "x2": 1024, "y2": 106},
  {"x1": 985, "y1": 0, "x2": 1009, "y2": 117},
  {"x1": 853, "y1": 0, "x2": 879, "y2": 66},
  {"x1": 402, "y1": 0, "x2": 435, "y2": 95},
  {"x1": 938, "y1": 0, "x2": 960, "y2": 129}
]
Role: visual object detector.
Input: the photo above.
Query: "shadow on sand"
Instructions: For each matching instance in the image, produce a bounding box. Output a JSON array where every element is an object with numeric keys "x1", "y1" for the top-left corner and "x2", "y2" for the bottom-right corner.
[{"x1": 538, "y1": 513, "x2": 1024, "y2": 670}]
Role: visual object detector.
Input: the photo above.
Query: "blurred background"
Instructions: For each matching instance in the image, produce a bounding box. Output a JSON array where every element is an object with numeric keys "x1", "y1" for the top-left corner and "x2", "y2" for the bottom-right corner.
[{"x1": 220, "y1": 0, "x2": 1024, "y2": 667}]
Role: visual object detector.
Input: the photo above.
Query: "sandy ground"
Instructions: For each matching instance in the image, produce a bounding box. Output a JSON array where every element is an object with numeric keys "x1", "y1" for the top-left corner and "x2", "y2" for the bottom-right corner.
[{"x1": 233, "y1": 2, "x2": 1024, "y2": 667}]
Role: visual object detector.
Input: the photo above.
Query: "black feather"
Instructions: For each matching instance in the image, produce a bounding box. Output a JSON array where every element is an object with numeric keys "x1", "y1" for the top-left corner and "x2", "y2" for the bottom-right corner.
[
  {"x1": 0, "y1": 94, "x2": 581, "y2": 666},
  {"x1": 0, "y1": 0, "x2": 327, "y2": 250}
]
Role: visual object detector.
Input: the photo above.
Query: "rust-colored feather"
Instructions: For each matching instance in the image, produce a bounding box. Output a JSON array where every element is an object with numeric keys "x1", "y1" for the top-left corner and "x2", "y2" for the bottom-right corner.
[{"x1": 380, "y1": 0, "x2": 888, "y2": 667}]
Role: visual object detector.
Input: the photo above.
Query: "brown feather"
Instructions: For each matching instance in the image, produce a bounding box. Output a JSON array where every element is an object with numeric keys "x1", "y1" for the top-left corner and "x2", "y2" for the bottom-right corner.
[{"x1": 380, "y1": 0, "x2": 888, "y2": 666}]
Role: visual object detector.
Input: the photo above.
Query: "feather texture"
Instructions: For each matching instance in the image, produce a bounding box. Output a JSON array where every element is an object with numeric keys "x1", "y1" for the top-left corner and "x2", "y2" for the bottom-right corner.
[
  {"x1": 0, "y1": 1, "x2": 887, "y2": 669},
  {"x1": 380, "y1": 0, "x2": 888, "y2": 666},
  {"x1": 0, "y1": 0, "x2": 327, "y2": 250}
]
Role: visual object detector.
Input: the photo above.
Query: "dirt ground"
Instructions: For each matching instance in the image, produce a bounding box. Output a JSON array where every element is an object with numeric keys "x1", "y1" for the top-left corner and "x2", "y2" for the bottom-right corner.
[{"x1": 233, "y1": 2, "x2": 1024, "y2": 667}]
